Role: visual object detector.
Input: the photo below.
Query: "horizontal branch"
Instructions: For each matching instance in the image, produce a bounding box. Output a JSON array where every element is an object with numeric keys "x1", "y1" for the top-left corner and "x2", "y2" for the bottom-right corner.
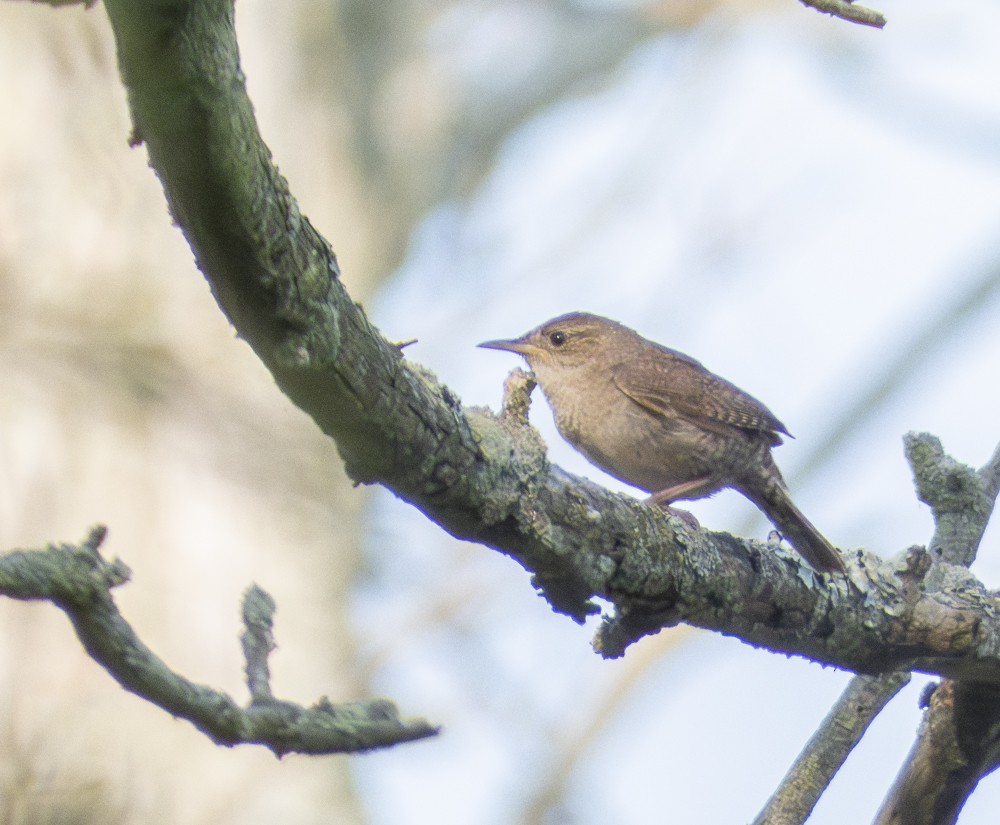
[{"x1": 0, "y1": 527, "x2": 438, "y2": 755}]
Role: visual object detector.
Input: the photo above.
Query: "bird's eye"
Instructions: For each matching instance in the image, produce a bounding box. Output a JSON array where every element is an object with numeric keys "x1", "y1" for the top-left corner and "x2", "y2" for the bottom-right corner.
[{"x1": 549, "y1": 331, "x2": 567, "y2": 347}]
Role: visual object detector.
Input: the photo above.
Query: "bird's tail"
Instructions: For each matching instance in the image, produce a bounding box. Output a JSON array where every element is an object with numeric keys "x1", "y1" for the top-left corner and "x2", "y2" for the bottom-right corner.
[{"x1": 740, "y1": 469, "x2": 846, "y2": 575}]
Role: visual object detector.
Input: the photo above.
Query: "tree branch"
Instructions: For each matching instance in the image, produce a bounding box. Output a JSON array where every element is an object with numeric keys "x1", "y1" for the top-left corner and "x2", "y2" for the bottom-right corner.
[
  {"x1": 91, "y1": 0, "x2": 1000, "y2": 688},
  {"x1": 798, "y1": 0, "x2": 887, "y2": 29},
  {"x1": 873, "y1": 680, "x2": 1000, "y2": 825},
  {"x1": 0, "y1": 527, "x2": 438, "y2": 755},
  {"x1": 905, "y1": 432, "x2": 999, "y2": 571},
  {"x1": 753, "y1": 672, "x2": 910, "y2": 825},
  {"x1": 755, "y1": 435, "x2": 1000, "y2": 823},
  {"x1": 871, "y1": 437, "x2": 1000, "y2": 824}
]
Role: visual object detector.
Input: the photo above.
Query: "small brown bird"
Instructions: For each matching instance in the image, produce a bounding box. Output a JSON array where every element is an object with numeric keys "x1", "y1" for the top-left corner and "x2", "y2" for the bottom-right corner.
[{"x1": 480, "y1": 312, "x2": 845, "y2": 575}]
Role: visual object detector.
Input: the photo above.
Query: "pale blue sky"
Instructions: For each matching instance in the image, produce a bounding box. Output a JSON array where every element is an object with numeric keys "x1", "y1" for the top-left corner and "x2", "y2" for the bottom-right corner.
[{"x1": 361, "y1": 1, "x2": 1000, "y2": 822}]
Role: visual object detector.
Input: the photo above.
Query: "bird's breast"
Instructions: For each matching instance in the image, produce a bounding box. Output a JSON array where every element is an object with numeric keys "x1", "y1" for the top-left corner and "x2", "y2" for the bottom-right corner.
[
  {"x1": 534, "y1": 366, "x2": 766, "y2": 496},
  {"x1": 537, "y1": 373, "x2": 699, "y2": 492}
]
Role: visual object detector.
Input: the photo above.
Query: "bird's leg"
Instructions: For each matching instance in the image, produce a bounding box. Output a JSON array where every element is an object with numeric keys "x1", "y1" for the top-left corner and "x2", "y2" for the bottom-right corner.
[
  {"x1": 647, "y1": 477, "x2": 715, "y2": 506},
  {"x1": 646, "y1": 477, "x2": 715, "y2": 529}
]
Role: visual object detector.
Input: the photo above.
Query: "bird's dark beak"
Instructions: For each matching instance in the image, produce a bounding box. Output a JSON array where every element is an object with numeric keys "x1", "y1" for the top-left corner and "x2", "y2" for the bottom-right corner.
[{"x1": 478, "y1": 336, "x2": 533, "y2": 356}]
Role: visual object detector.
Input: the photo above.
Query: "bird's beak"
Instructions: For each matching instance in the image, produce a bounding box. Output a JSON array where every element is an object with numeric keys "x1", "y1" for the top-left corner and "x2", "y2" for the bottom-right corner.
[{"x1": 478, "y1": 336, "x2": 534, "y2": 356}]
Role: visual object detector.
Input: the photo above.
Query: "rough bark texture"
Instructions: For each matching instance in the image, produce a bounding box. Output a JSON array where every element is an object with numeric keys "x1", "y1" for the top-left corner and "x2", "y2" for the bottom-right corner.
[
  {"x1": 91, "y1": 0, "x2": 1000, "y2": 689},
  {"x1": 871, "y1": 437, "x2": 1000, "y2": 825},
  {"x1": 10, "y1": 1, "x2": 1000, "y2": 819}
]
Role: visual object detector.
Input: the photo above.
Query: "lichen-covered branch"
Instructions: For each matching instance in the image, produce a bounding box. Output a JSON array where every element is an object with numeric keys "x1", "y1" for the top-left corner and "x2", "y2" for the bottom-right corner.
[
  {"x1": 755, "y1": 435, "x2": 1000, "y2": 824},
  {"x1": 242, "y1": 584, "x2": 278, "y2": 705},
  {"x1": 0, "y1": 527, "x2": 438, "y2": 755},
  {"x1": 905, "y1": 432, "x2": 999, "y2": 571},
  {"x1": 979, "y1": 441, "x2": 1000, "y2": 502},
  {"x1": 871, "y1": 437, "x2": 1000, "y2": 825},
  {"x1": 91, "y1": 0, "x2": 1000, "y2": 687}
]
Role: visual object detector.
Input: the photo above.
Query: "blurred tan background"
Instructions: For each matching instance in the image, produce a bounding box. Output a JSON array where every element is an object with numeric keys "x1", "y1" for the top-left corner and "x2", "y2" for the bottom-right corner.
[{"x1": 0, "y1": 3, "x2": 376, "y2": 822}]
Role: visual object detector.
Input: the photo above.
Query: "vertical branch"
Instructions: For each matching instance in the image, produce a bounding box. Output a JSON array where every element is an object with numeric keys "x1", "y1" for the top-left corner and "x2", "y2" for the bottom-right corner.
[{"x1": 872, "y1": 437, "x2": 1000, "y2": 824}]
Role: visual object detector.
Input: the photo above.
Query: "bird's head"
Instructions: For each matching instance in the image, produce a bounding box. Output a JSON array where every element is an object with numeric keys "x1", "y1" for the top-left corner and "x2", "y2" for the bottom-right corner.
[{"x1": 479, "y1": 312, "x2": 625, "y2": 372}]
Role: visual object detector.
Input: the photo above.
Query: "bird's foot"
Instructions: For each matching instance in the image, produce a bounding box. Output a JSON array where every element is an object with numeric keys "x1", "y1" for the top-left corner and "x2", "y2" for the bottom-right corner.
[{"x1": 647, "y1": 498, "x2": 701, "y2": 529}]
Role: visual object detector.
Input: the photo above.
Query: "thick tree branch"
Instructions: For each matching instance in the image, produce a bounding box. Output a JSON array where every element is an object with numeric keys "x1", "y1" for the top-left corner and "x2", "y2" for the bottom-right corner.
[
  {"x1": 0, "y1": 527, "x2": 438, "y2": 755},
  {"x1": 93, "y1": 0, "x2": 1000, "y2": 688}
]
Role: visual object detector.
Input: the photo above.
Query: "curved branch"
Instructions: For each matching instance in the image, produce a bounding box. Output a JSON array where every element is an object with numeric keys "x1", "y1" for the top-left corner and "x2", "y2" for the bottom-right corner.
[
  {"x1": 0, "y1": 527, "x2": 438, "y2": 755},
  {"x1": 94, "y1": 0, "x2": 1000, "y2": 686}
]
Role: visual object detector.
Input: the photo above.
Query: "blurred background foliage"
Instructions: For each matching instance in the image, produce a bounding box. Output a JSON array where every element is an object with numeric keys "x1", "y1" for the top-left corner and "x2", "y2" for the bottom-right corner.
[{"x1": 3, "y1": 0, "x2": 1000, "y2": 823}]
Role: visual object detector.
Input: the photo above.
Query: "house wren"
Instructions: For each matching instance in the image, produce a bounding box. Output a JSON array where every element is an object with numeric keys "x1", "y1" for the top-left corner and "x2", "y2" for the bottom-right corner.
[{"x1": 480, "y1": 312, "x2": 846, "y2": 575}]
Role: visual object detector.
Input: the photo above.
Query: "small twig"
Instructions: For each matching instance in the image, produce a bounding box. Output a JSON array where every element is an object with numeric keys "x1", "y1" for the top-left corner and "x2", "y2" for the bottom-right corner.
[
  {"x1": 500, "y1": 367, "x2": 537, "y2": 425},
  {"x1": 753, "y1": 672, "x2": 910, "y2": 825},
  {"x1": 798, "y1": 0, "x2": 887, "y2": 29},
  {"x1": 241, "y1": 584, "x2": 277, "y2": 704},
  {"x1": 27, "y1": 0, "x2": 97, "y2": 7},
  {"x1": 0, "y1": 528, "x2": 438, "y2": 756}
]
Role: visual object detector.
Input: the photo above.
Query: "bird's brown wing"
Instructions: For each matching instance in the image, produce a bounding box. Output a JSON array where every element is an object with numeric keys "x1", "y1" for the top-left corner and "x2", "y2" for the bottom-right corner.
[{"x1": 612, "y1": 346, "x2": 789, "y2": 442}]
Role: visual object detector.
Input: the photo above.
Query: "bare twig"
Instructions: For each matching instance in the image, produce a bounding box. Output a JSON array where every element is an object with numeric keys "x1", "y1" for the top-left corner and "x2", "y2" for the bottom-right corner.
[
  {"x1": 753, "y1": 672, "x2": 910, "y2": 825},
  {"x1": 798, "y1": 0, "x2": 887, "y2": 29},
  {"x1": 0, "y1": 528, "x2": 438, "y2": 756},
  {"x1": 23, "y1": 0, "x2": 97, "y2": 7},
  {"x1": 241, "y1": 584, "x2": 277, "y2": 704}
]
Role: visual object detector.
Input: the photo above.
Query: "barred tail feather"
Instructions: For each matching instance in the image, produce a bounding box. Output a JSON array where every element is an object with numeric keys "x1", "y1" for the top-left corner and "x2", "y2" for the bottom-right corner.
[{"x1": 742, "y1": 475, "x2": 846, "y2": 575}]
